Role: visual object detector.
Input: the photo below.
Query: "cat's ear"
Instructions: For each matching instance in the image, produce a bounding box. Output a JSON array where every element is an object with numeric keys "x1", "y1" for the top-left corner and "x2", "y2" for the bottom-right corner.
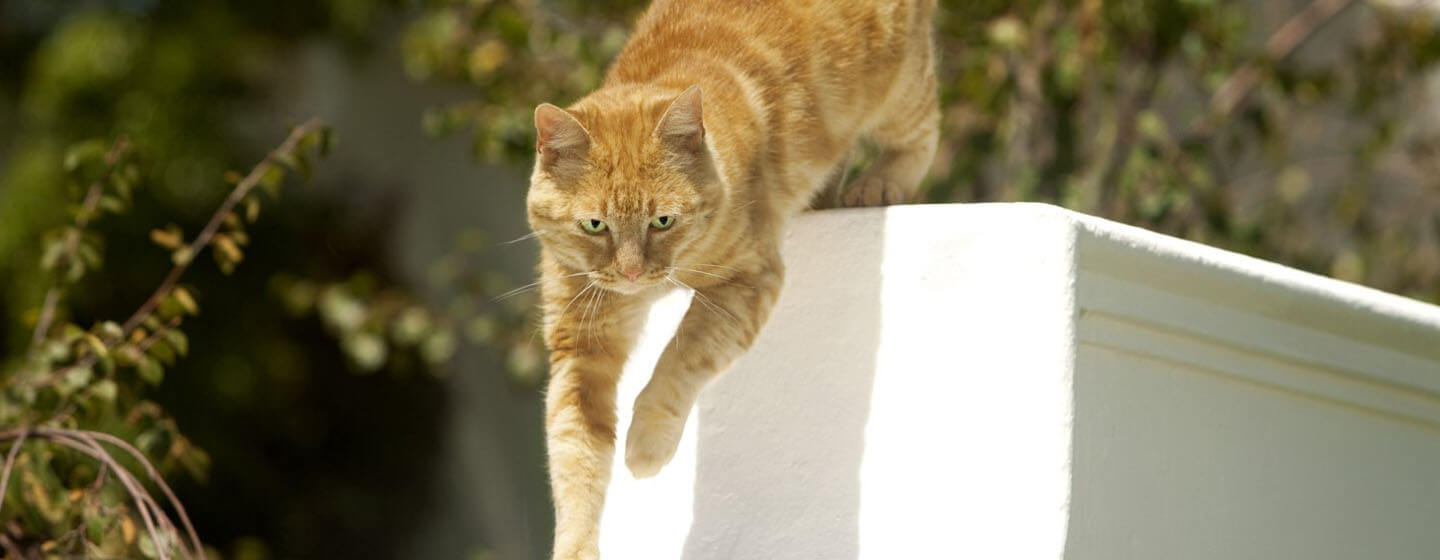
[
  {"x1": 654, "y1": 85, "x2": 705, "y2": 154},
  {"x1": 534, "y1": 103, "x2": 591, "y2": 168}
]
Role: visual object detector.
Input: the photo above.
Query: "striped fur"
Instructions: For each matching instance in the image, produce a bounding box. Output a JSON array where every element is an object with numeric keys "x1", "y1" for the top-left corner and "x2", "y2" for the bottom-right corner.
[{"x1": 527, "y1": 1, "x2": 939, "y2": 557}]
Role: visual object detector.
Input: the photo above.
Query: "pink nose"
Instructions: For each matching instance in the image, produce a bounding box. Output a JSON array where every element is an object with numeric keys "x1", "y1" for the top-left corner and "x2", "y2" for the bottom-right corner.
[{"x1": 622, "y1": 267, "x2": 642, "y2": 281}]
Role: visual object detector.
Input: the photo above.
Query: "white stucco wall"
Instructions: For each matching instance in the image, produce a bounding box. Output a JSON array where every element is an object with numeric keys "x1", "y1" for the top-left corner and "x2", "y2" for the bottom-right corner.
[{"x1": 600, "y1": 203, "x2": 1440, "y2": 559}]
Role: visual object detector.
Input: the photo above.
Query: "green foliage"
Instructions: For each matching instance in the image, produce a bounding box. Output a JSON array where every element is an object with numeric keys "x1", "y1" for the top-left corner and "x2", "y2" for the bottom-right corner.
[
  {"x1": 406, "y1": 0, "x2": 1440, "y2": 302},
  {"x1": 1, "y1": 122, "x2": 333, "y2": 558}
]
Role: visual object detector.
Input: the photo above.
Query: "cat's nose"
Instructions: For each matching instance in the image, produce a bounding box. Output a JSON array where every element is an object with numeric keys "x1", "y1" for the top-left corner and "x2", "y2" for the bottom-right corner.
[{"x1": 621, "y1": 266, "x2": 643, "y2": 281}]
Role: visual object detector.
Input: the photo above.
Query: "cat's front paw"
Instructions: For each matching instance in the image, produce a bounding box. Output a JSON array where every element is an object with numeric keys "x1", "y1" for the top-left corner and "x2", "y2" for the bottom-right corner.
[
  {"x1": 842, "y1": 174, "x2": 914, "y2": 207},
  {"x1": 624, "y1": 414, "x2": 683, "y2": 478},
  {"x1": 552, "y1": 533, "x2": 600, "y2": 560}
]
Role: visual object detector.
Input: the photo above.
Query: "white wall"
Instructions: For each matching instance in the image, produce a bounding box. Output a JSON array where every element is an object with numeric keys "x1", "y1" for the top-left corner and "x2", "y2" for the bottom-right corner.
[{"x1": 601, "y1": 203, "x2": 1440, "y2": 559}]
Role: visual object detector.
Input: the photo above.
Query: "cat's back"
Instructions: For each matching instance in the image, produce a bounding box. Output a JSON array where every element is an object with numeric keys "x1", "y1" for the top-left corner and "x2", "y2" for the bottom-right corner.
[{"x1": 606, "y1": 0, "x2": 932, "y2": 99}]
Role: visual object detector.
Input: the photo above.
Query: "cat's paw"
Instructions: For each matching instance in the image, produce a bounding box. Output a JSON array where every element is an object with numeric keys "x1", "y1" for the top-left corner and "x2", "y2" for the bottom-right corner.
[
  {"x1": 551, "y1": 532, "x2": 599, "y2": 560},
  {"x1": 551, "y1": 545, "x2": 599, "y2": 560},
  {"x1": 842, "y1": 174, "x2": 914, "y2": 207},
  {"x1": 624, "y1": 416, "x2": 683, "y2": 478}
]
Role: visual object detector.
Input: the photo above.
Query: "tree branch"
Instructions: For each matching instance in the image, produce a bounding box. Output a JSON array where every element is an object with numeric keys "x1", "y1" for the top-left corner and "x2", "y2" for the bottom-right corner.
[
  {"x1": 0, "y1": 428, "x2": 198, "y2": 560},
  {"x1": 1209, "y1": 0, "x2": 1359, "y2": 120},
  {"x1": 121, "y1": 118, "x2": 324, "y2": 336},
  {"x1": 27, "y1": 137, "x2": 130, "y2": 358},
  {"x1": 0, "y1": 428, "x2": 27, "y2": 518}
]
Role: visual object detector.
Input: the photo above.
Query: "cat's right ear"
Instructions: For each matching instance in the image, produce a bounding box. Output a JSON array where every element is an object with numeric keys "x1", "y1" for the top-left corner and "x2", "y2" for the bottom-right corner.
[{"x1": 534, "y1": 104, "x2": 591, "y2": 169}]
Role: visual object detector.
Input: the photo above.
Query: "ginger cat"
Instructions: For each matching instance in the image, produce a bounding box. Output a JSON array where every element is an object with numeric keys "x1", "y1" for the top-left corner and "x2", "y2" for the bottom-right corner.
[{"x1": 527, "y1": 1, "x2": 938, "y2": 557}]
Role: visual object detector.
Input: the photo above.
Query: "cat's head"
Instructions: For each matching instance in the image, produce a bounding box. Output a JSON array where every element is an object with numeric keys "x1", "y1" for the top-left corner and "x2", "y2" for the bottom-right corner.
[{"x1": 527, "y1": 85, "x2": 723, "y2": 295}]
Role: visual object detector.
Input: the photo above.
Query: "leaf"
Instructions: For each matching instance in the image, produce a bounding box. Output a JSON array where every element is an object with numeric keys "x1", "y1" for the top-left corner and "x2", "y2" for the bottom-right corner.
[
  {"x1": 171, "y1": 247, "x2": 194, "y2": 266},
  {"x1": 148, "y1": 339, "x2": 177, "y2": 366},
  {"x1": 136, "y1": 355, "x2": 164, "y2": 385},
  {"x1": 343, "y1": 333, "x2": 387, "y2": 373},
  {"x1": 319, "y1": 288, "x2": 367, "y2": 332},
  {"x1": 97, "y1": 321, "x2": 124, "y2": 341},
  {"x1": 259, "y1": 166, "x2": 285, "y2": 197},
  {"x1": 57, "y1": 365, "x2": 94, "y2": 396},
  {"x1": 392, "y1": 307, "x2": 431, "y2": 345},
  {"x1": 244, "y1": 196, "x2": 261, "y2": 222},
  {"x1": 63, "y1": 139, "x2": 109, "y2": 176},
  {"x1": 149, "y1": 225, "x2": 183, "y2": 250},
  {"x1": 97, "y1": 195, "x2": 125, "y2": 214},
  {"x1": 40, "y1": 237, "x2": 66, "y2": 271},
  {"x1": 213, "y1": 234, "x2": 244, "y2": 269},
  {"x1": 77, "y1": 239, "x2": 102, "y2": 268},
  {"x1": 163, "y1": 329, "x2": 189, "y2": 357},
  {"x1": 421, "y1": 328, "x2": 456, "y2": 366},
  {"x1": 170, "y1": 287, "x2": 199, "y2": 315},
  {"x1": 83, "y1": 333, "x2": 109, "y2": 359},
  {"x1": 88, "y1": 379, "x2": 119, "y2": 403}
]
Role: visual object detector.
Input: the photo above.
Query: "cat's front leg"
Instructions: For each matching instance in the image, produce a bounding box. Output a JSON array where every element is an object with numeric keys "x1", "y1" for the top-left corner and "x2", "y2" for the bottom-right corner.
[
  {"x1": 544, "y1": 281, "x2": 649, "y2": 560},
  {"x1": 625, "y1": 256, "x2": 784, "y2": 478}
]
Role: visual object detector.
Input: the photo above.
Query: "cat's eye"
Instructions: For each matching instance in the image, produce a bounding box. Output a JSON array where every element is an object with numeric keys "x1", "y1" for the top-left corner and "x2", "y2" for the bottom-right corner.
[
  {"x1": 580, "y1": 218, "x2": 607, "y2": 234},
  {"x1": 650, "y1": 215, "x2": 675, "y2": 230}
]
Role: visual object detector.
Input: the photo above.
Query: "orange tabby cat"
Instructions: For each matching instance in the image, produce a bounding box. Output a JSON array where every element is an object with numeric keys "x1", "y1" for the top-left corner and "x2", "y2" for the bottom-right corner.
[{"x1": 527, "y1": 0, "x2": 938, "y2": 557}]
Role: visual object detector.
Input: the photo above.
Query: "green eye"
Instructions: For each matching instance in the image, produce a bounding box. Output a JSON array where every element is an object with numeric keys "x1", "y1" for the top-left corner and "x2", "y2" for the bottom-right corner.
[
  {"x1": 650, "y1": 215, "x2": 675, "y2": 230},
  {"x1": 581, "y1": 218, "x2": 607, "y2": 234}
]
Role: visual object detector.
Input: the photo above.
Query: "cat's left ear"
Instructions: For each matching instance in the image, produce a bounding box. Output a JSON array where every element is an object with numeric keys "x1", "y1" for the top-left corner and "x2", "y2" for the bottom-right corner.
[{"x1": 654, "y1": 85, "x2": 706, "y2": 154}]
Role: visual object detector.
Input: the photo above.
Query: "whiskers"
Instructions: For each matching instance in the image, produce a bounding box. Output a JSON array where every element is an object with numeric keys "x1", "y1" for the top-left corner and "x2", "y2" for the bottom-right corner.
[
  {"x1": 492, "y1": 270, "x2": 591, "y2": 302},
  {"x1": 666, "y1": 265, "x2": 753, "y2": 290},
  {"x1": 666, "y1": 274, "x2": 740, "y2": 326},
  {"x1": 499, "y1": 230, "x2": 552, "y2": 245}
]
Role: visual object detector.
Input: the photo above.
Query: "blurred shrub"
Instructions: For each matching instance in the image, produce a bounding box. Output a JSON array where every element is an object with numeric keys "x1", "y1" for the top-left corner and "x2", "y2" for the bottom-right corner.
[{"x1": 410, "y1": 0, "x2": 1440, "y2": 302}]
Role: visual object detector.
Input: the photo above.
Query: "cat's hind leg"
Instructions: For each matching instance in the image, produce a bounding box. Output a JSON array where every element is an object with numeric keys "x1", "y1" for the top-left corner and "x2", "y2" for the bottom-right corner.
[
  {"x1": 842, "y1": 57, "x2": 940, "y2": 207},
  {"x1": 624, "y1": 255, "x2": 784, "y2": 478}
]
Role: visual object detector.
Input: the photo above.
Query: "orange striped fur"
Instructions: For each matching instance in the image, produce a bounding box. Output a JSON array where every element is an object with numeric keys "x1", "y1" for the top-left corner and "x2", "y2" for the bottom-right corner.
[{"x1": 528, "y1": 1, "x2": 939, "y2": 557}]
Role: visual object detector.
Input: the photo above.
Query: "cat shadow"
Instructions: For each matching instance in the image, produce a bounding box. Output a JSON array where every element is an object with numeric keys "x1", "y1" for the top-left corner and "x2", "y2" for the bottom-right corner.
[{"x1": 680, "y1": 208, "x2": 885, "y2": 560}]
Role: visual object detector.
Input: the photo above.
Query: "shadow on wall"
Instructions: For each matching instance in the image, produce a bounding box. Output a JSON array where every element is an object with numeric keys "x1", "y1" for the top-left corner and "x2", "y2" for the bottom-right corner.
[{"x1": 682, "y1": 209, "x2": 886, "y2": 560}]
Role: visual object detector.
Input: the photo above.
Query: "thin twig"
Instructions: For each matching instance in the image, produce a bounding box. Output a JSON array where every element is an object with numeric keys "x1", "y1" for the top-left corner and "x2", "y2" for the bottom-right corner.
[
  {"x1": 40, "y1": 120, "x2": 324, "y2": 383},
  {"x1": 27, "y1": 137, "x2": 131, "y2": 358},
  {"x1": 41, "y1": 432, "x2": 170, "y2": 560},
  {"x1": 0, "y1": 428, "x2": 28, "y2": 518},
  {"x1": 83, "y1": 430, "x2": 202, "y2": 558},
  {"x1": 121, "y1": 118, "x2": 324, "y2": 336},
  {"x1": 0, "y1": 428, "x2": 194, "y2": 560},
  {"x1": 1209, "y1": 0, "x2": 1358, "y2": 120}
]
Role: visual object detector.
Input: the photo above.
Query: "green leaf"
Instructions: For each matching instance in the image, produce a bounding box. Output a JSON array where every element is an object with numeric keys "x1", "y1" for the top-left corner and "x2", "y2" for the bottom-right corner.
[
  {"x1": 83, "y1": 333, "x2": 109, "y2": 359},
  {"x1": 63, "y1": 139, "x2": 109, "y2": 176},
  {"x1": 57, "y1": 365, "x2": 94, "y2": 396},
  {"x1": 171, "y1": 247, "x2": 194, "y2": 266},
  {"x1": 343, "y1": 333, "x2": 387, "y2": 373},
  {"x1": 259, "y1": 166, "x2": 285, "y2": 196},
  {"x1": 163, "y1": 329, "x2": 189, "y2": 357},
  {"x1": 136, "y1": 355, "x2": 164, "y2": 385},
  {"x1": 40, "y1": 237, "x2": 66, "y2": 271},
  {"x1": 421, "y1": 328, "x2": 456, "y2": 366},
  {"x1": 392, "y1": 307, "x2": 431, "y2": 345},
  {"x1": 89, "y1": 379, "x2": 118, "y2": 403},
  {"x1": 148, "y1": 339, "x2": 177, "y2": 366},
  {"x1": 170, "y1": 287, "x2": 199, "y2": 315},
  {"x1": 97, "y1": 195, "x2": 125, "y2": 214},
  {"x1": 244, "y1": 196, "x2": 261, "y2": 223},
  {"x1": 97, "y1": 321, "x2": 124, "y2": 341}
]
